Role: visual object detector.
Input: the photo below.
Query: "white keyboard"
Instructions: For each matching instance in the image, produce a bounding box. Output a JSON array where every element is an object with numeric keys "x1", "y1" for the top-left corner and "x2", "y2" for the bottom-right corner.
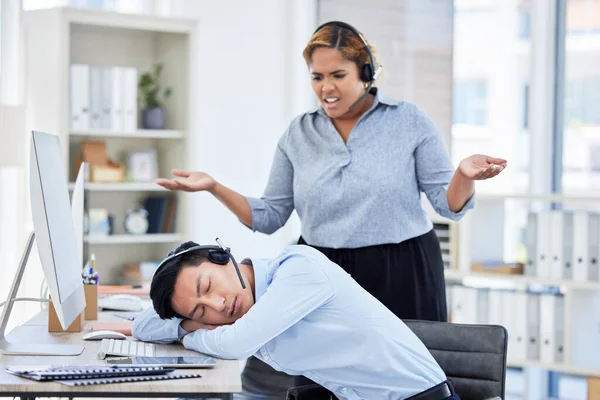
[{"x1": 97, "y1": 339, "x2": 155, "y2": 359}]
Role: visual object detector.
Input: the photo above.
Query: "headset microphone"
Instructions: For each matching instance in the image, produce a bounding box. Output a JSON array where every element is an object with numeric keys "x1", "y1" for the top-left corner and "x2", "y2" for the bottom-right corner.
[{"x1": 348, "y1": 65, "x2": 383, "y2": 111}]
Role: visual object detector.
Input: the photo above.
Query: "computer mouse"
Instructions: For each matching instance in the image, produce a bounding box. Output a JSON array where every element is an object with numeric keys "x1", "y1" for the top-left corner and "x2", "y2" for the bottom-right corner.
[{"x1": 83, "y1": 330, "x2": 127, "y2": 341}]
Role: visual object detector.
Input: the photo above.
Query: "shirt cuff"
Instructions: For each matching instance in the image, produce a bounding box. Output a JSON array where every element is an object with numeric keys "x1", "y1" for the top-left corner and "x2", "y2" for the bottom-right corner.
[
  {"x1": 178, "y1": 324, "x2": 189, "y2": 340},
  {"x1": 444, "y1": 186, "x2": 475, "y2": 220},
  {"x1": 244, "y1": 196, "x2": 265, "y2": 231}
]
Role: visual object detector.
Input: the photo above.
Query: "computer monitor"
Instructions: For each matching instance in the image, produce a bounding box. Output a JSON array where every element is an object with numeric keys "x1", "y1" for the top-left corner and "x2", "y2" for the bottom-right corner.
[{"x1": 0, "y1": 131, "x2": 86, "y2": 356}]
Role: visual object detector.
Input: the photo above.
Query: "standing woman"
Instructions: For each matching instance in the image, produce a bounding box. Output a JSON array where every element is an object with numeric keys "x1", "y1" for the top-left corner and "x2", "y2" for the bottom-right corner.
[
  {"x1": 157, "y1": 21, "x2": 506, "y2": 397},
  {"x1": 158, "y1": 21, "x2": 506, "y2": 322}
]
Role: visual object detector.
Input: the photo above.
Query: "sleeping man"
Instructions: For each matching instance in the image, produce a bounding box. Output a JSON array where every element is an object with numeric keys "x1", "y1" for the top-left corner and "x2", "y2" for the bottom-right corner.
[{"x1": 132, "y1": 240, "x2": 461, "y2": 400}]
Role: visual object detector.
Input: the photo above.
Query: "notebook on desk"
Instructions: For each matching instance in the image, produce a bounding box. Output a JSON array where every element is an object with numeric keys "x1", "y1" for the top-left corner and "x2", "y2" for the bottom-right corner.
[
  {"x1": 57, "y1": 371, "x2": 202, "y2": 386},
  {"x1": 6, "y1": 365, "x2": 171, "y2": 381}
]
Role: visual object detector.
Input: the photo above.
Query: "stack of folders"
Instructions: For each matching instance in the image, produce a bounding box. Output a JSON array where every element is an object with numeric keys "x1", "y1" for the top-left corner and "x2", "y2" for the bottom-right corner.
[
  {"x1": 70, "y1": 64, "x2": 138, "y2": 132},
  {"x1": 6, "y1": 365, "x2": 201, "y2": 387},
  {"x1": 525, "y1": 210, "x2": 600, "y2": 281},
  {"x1": 450, "y1": 285, "x2": 564, "y2": 364}
]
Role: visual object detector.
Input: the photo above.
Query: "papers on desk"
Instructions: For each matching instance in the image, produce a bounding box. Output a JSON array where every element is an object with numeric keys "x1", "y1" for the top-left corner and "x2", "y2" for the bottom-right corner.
[{"x1": 6, "y1": 364, "x2": 201, "y2": 386}]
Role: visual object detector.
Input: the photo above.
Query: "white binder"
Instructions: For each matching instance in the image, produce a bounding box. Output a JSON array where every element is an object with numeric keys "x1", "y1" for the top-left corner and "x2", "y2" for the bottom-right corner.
[
  {"x1": 549, "y1": 211, "x2": 564, "y2": 279},
  {"x1": 89, "y1": 66, "x2": 104, "y2": 129},
  {"x1": 101, "y1": 67, "x2": 113, "y2": 130},
  {"x1": 475, "y1": 289, "x2": 490, "y2": 325},
  {"x1": 451, "y1": 286, "x2": 477, "y2": 324},
  {"x1": 572, "y1": 211, "x2": 592, "y2": 282},
  {"x1": 536, "y1": 211, "x2": 551, "y2": 278},
  {"x1": 526, "y1": 292, "x2": 540, "y2": 361},
  {"x1": 487, "y1": 290, "x2": 504, "y2": 326},
  {"x1": 539, "y1": 294, "x2": 564, "y2": 363},
  {"x1": 562, "y1": 212, "x2": 574, "y2": 280},
  {"x1": 501, "y1": 291, "x2": 517, "y2": 360},
  {"x1": 525, "y1": 212, "x2": 537, "y2": 276},
  {"x1": 589, "y1": 213, "x2": 600, "y2": 282},
  {"x1": 123, "y1": 67, "x2": 138, "y2": 132},
  {"x1": 69, "y1": 64, "x2": 90, "y2": 131},
  {"x1": 110, "y1": 67, "x2": 124, "y2": 132},
  {"x1": 555, "y1": 295, "x2": 565, "y2": 363},
  {"x1": 512, "y1": 292, "x2": 528, "y2": 361}
]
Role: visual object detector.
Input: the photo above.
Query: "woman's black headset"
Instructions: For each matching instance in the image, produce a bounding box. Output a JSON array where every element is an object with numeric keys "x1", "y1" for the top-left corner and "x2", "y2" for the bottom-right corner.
[
  {"x1": 312, "y1": 21, "x2": 383, "y2": 110},
  {"x1": 155, "y1": 238, "x2": 246, "y2": 289}
]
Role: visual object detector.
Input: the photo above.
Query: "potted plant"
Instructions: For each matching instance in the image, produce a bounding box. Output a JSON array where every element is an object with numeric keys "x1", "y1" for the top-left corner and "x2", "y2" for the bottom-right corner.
[{"x1": 138, "y1": 63, "x2": 172, "y2": 129}]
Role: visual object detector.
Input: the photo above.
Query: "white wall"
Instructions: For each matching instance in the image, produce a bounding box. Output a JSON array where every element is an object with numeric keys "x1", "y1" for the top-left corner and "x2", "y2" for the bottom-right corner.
[{"x1": 173, "y1": 0, "x2": 316, "y2": 259}]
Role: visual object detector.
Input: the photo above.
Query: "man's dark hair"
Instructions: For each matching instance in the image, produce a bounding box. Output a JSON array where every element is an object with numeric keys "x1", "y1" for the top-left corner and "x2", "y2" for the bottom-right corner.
[{"x1": 150, "y1": 241, "x2": 211, "y2": 319}]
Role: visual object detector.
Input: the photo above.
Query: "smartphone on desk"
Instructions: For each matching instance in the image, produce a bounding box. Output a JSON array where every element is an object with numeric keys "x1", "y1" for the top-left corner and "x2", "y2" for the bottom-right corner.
[{"x1": 106, "y1": 356, "x2": 217, "y2": 368}]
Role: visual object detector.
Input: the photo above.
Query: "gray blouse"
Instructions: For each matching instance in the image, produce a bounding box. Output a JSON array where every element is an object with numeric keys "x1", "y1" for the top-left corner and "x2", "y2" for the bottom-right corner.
[{"x1": 245, "y1": 90, "x2": 474, "y2": 248}]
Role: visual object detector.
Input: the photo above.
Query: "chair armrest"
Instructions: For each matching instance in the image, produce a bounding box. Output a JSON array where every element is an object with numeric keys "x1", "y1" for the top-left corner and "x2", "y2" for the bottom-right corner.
[
  {"x1": 483, "y1": 397, "x2": 502, "y2": 400},
  {"x1": 286, "y1": 383, "x2": 333, "y2": 400}
]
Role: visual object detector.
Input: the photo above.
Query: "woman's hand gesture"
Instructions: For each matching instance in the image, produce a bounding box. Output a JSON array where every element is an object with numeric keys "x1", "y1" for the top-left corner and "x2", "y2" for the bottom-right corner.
[
  {"x1": 156, "y1": 169, "x2": 217, "y2": 193},
  {"x1": 458, "y1": 154, "x2": 507, "y2": 180}
]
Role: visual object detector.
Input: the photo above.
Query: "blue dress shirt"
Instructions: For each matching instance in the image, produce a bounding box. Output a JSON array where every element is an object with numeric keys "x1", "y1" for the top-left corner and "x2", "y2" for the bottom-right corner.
[
  {"x1": 133, "y1": 245, "x2": 446, "y2": 400},
  {"x1": 245, "y1": 90, "x2": 474, "y2": 248}
]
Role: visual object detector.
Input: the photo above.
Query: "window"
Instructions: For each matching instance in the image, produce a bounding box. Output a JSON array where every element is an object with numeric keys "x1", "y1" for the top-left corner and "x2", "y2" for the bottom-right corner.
[
  {"x1": 452, "y1": 0, "x2": 531, "y2": 193},
  {"x1": 565, "y1": 76, "x2": 600, "y2": 126},
  {"x1": 453, "y1": 80, "x2": 488, "y2": 126},
  {"x1": 562, "y1": 0, "x2": 600, "y2": 192},
  {"x1": 518, "y1": 9, "x2": 531, "y2": 39}
]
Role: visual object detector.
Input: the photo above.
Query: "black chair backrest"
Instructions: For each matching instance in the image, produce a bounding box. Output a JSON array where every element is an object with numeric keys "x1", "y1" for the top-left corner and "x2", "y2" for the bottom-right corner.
[{"x1": 404, "y1": 320, "x2": 507, "y2": 400}]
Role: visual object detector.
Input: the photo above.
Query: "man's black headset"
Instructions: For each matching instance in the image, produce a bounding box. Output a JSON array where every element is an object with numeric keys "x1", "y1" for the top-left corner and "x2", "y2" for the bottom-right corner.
[
  {"x1": 312, "y1": 21, "x2": 383, "y2": 111},
  {"x1": 155, "y1": 238, "x2": 246, "y2": 289}
]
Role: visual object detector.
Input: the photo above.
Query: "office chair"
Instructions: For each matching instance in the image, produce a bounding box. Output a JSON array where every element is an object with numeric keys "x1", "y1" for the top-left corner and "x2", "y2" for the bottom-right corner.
[{"x1": 286, "y1": 321, "x2": 507, "y2": 400}]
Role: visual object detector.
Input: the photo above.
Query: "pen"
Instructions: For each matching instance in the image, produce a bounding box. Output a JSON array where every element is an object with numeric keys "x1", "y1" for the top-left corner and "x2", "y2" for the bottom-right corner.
[
  {"x1": 113, "y1": 313, "x2": 135, "y2": 321},
  {"x1": 91, "y1": 254, "x2": 96, "y2": 274}
]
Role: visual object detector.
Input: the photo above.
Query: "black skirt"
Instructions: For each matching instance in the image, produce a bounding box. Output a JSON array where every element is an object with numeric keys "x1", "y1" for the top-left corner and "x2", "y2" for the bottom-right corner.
[{"x1": 299, "y1": 228, "x2": 448, "y2": 322}]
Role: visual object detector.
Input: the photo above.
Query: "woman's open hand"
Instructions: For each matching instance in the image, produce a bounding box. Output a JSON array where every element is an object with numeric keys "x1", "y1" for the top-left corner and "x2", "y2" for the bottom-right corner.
[
  {"x1": 458, "y1": 154, "x2": 507, "y2": 180},
  {"x1": 156, "y1": 169, "x2": 217, "y2": 193}
]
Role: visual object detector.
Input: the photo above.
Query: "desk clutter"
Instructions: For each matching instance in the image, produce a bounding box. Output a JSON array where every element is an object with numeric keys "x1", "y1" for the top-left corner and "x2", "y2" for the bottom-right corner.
[{"x1": 6, "y1": 365, "x2": 200, "y2": 387}]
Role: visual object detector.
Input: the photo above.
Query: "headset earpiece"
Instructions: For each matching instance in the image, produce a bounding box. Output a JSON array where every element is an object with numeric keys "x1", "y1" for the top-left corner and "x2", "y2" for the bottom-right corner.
[
  {"x1": 360, "y1": 63, "x2": 374, "y2": 83},
  {"x1": 207, "y1": 250, "x2": 230, "y2": 265}
]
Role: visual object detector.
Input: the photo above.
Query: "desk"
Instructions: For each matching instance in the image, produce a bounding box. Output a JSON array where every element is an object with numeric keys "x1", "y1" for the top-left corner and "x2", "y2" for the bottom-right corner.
[{"x1": 0, "y1": 311, "x2": 242, "y2": 399}]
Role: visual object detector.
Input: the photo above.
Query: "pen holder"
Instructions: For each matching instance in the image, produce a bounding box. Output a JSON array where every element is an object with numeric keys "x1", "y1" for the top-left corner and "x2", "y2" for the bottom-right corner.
[
  {"x1": 48, "y1": 296, "x2": 84, "y2": 333},
  {"x1": 84, "y1": 284, "x2": 98, "y2": 320}
]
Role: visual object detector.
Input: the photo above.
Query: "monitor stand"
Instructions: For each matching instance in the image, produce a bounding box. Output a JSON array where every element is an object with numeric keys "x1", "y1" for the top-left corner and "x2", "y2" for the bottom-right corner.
[{"x1": 0, "y1": 232, "x2": 84, "y2": 356}]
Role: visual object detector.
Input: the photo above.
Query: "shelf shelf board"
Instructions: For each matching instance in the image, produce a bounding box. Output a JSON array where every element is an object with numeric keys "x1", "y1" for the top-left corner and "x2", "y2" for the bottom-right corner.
[
  {"x1": 68, "y1": 182, "x2": 166, "y2": 192},
  {"x1": 84, "y1": 233, "x2": 182, "y2": 245},
  {"x1": 70, "y1": 129, "x2": 185, "y2": 139},
  {"x1": 59, "y1": 6, "x2": 197, "y2": 34},
  {"x1": 475, "y1": 192, "x2": 600, "y2": 202},
  {"x1": 508, "y1": 359, "x2": 600, "y2": 377},
  {"x1": 444, "y1": 269, "x2": 600, "y2": 291}
]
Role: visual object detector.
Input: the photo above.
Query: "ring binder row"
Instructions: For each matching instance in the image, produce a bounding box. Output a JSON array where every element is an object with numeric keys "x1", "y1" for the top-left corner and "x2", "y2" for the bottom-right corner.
[{"x1": 57, "y1": 371, "x2": 202, "y2": 387}]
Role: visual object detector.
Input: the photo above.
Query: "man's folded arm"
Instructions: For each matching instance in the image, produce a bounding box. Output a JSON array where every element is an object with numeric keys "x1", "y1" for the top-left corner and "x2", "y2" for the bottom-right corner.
[
  {"x1": 132, "y1": 307, "x2": 184, "y2": 344},
  {"x1": 182, "y1": 254, "x2": 334, "y2": 360}
]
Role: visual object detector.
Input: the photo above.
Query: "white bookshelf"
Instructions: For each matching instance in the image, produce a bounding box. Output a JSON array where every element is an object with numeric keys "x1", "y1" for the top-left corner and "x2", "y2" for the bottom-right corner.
[
  {"x1": 70, "y1": 129, "x2": 185, "y2": 139},
  {"x1": 68, "y1": 182, "x2": 167, "y2": 192},
  {"x1": 442, "y1": 193, "x2": 600, "y2": 378},
  {"x1": 25, "y1": 6, "x2": 197, "y2": 284}
]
